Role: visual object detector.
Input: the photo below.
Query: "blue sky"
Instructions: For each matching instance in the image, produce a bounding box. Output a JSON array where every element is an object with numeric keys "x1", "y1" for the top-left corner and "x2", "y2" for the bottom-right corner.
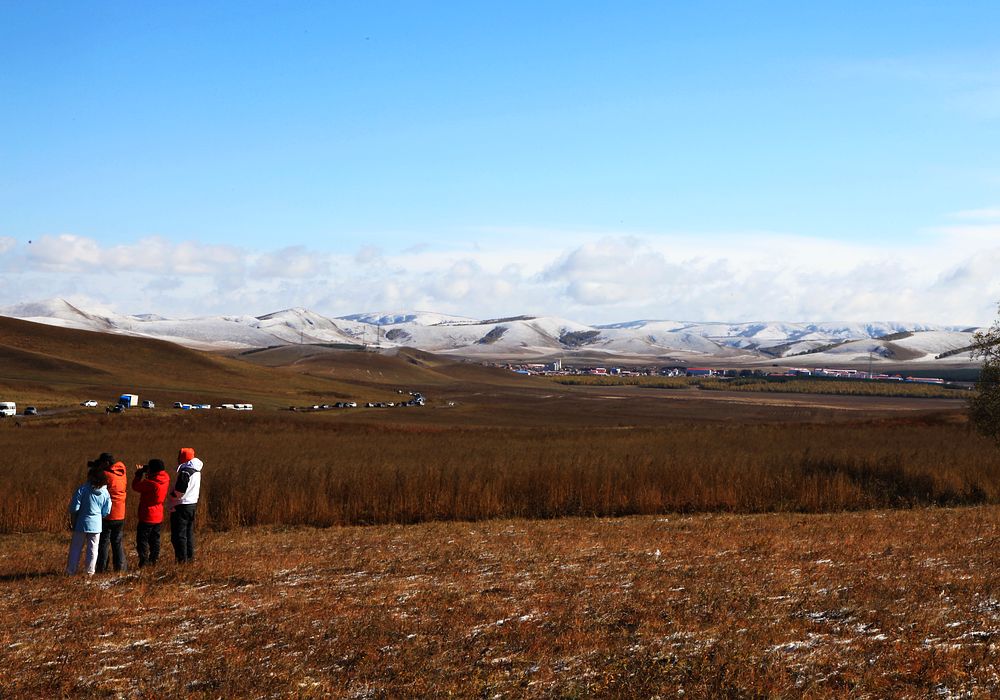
[{"x1": 1, "y1": 2, "x2": 998, "y2": 323}]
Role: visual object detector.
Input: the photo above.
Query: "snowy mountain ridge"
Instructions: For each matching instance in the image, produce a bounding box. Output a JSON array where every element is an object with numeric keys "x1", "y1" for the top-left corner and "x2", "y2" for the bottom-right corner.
[{"x1": 0, "y1": 298, "x2": 982, "y2": 363}]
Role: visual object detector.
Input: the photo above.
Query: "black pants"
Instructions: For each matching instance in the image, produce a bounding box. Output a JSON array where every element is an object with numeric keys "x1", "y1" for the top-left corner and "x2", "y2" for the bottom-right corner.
[
  {"x1": 97, "y1": 519, "x2": 127, "y2": 572},
  {"x1": 136, "y1": 522, "x2": 161, "y2": 567},
  {"x1": 170, "y1": 504, "x2": 197, "y2": 563}
]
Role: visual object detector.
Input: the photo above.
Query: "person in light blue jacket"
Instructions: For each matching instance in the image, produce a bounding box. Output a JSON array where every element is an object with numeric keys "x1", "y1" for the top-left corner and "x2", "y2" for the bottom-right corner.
[{"x1": 67, "y1": 464, "x2": 112, "y2": 575}]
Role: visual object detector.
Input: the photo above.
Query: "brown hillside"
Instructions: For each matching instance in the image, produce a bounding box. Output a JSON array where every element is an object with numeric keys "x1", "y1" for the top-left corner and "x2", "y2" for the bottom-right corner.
[
  {"x1": 0, "y1": 343, "x2": 110, "y2": 380},
  {"x1": 236, "y1": 344, "x2": 532, "y2": 388},
  {"x1": 0, "y1": 316, "x2": 385, "y2": 406}
]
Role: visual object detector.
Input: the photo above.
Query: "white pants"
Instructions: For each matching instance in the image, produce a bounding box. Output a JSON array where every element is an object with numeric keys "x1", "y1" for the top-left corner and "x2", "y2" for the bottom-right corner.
[{"x1": 67, "y1": 531, "x2": 100, "y2": 575}]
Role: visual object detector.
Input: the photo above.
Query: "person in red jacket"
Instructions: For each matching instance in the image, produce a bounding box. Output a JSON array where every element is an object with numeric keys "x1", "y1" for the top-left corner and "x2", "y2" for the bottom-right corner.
[
  {"x1": 96, "y1": 453, "x2": 128, "y2": 573},
  {"x1": 132, "y1": 458, "x2": 170, "y2": 567}
]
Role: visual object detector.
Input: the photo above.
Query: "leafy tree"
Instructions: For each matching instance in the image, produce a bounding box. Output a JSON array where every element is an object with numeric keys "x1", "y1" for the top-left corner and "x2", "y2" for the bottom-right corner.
[{"x1": 970, "y1": 306, "x2": 1000, "y2": 443}]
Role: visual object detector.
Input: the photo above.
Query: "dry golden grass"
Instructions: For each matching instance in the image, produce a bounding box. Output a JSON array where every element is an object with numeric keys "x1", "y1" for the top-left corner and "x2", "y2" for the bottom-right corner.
[
  {"x1": 1, "y1": 411, "x2": 997, "y2": 534},
  {"x1": 3, "y1": 507, "x2": 1000, "y2": 697}
]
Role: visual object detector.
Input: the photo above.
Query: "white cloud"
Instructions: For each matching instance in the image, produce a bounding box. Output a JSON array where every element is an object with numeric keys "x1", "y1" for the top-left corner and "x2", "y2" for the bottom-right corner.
[
  {"x1": 27, "y1": 234, "x2": 103, "y2": 269},
  {"x1": 1, "y1": 223, "x2": 998, "y2": 326},
  {"x1": 951, "y1": 207, "x2": 1000, "y2": 221},
  {"x1": 22, "y1": 234, "x2": 246, "y2": 276},
  {"x1": 542, "y1": 238, "x2": 680, "y2": 306},
  {"x1": 354, "y1": 245, "x2": 384, "y2": 265},
  {"x1": 252, "y1": 246, "x2": 329, "y2": 278},
  {"x1": 933, "y1": 223, "x2": 1000, "y2": 244}
]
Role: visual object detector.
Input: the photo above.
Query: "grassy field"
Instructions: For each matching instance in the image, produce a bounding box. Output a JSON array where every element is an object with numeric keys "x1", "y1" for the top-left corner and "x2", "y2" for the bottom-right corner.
[
  {"x1": 1, "y1": 411, "x2": 996, "y2": 534},
  {"x1": 3, "y1": 507, "x2": 1000, "y2": 697},
  {"x1": 2, "y1": 316, "x2": 997, "y2": 697},
  {"x1": 552, "y1": 374, "x2": 970, "y2": 399}
]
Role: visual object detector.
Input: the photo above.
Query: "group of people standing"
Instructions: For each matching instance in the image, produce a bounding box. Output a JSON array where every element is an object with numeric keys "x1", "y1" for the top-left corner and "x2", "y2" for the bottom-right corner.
[{"x1": 66, "y1": 448, "x2": 204, "y2": 575}]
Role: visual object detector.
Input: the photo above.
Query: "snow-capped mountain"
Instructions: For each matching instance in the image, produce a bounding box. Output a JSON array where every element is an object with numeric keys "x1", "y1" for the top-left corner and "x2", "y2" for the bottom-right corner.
[
  {"x1": 339, "y1": 311, "x2": 478, "y2": 327},
  {"x1": 0, "y1": 298, "x2": 982, "y2": 363},
  {"x1": 599, "y1": 320, "x2": 972, "y2": 353},
  {"x1": 253, "y1": 308, "x2": 363, "y2": 345}
]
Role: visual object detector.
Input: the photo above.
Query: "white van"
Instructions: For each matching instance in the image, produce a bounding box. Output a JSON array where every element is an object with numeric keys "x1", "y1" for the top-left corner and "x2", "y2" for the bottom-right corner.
[{"x1": 0, "y1": 402, "x2": 15, "y2": 417}]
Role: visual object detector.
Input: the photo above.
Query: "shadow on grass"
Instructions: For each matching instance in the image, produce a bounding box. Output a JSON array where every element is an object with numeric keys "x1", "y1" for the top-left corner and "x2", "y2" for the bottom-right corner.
[{"x1": 0, "y1": 571, "x2": 62, "y2": 582}]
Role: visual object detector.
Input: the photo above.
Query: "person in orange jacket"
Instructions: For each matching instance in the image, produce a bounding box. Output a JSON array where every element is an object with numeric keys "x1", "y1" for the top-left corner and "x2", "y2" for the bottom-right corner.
[
  {"x1": 96, "y1": 452, "x2": 128, "y2": 572},
  {"x1": 132, "y1": 458, "x2": 170, "y2": 567}
]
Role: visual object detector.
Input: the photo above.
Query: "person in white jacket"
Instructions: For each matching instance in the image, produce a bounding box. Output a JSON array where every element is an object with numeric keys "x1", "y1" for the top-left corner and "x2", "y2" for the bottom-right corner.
[{"x1": 168, "y1": 447, "x2": 203, "y2": 563}]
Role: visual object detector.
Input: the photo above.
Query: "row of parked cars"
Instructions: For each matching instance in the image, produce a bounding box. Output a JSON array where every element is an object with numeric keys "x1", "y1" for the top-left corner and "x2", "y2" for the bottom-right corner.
[
  {"x1": 0, "y1": 402, "x2": 38, "y2": 417},
  {"x1": 103, "y1": 400, "x2": 155, "y2": 413},
  {"x1": 292, "y1": 391, "x2": 427, "y2": 412},
  {"x1": 298, "y1": 402, "x2": 358, "y2": 411},
  {"x1": 367, "y1": 398, "x2": 425, "y2": 408},
  {"x1": 173, "y1": 402, "x2": 253, "y2": 411}
]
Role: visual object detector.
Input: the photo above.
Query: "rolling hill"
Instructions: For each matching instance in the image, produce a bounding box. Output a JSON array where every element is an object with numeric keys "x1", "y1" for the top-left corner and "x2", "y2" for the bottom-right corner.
[
  {"x1": 0, "y1": 298, "x2": 983, "y2": 365},
  {"x1": 0, "y1": 316, "x2": 455, "y2": 408}
]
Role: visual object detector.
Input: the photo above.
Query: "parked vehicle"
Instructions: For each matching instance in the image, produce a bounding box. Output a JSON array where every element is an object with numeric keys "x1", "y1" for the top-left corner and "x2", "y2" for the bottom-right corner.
[
  {"x1": 141, "y1": 400, "x2": 155, "y2": 409},
  {"x1": 24, "y1": 406, "x2": 38, "y2": 416},
  {"x1": 0, "y1": 402, "x2": 15, "y2": 417},
  {"x1": 81, "y1": 399, "x2": 98, "y2": 407},
  {"x1": 106, "y1": 405, "x2": 124, "y2": 414},
  {"x1": 173, "y1": 401, "x2": 184, "y2": 408},
  {"x1": 118, "y1": 393, "x2": 139, "y2": 408}
]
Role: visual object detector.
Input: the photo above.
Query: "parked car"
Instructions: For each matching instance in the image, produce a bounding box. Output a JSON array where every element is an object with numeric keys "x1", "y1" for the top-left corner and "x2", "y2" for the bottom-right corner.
[
  {"x1": 24, "y1": 406, "x2": 38, "y2": 416},
  {"x1": 106, "y1": 405, "x2": 124, "y2": 414},
  {"x1": 173, "y1": 401, "x2": 184, "y2": 408},
  {"x1": 81, "y1": 400, "x2": 98, "y2": 407},
  {"x1": 141, "y1": 400, "x2": 155, "y2": 409}
]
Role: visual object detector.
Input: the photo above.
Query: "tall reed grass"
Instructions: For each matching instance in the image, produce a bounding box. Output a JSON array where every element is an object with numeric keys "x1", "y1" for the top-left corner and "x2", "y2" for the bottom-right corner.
[{"x1": 1, "y1": 413, "x2": 995, "y2": 533}]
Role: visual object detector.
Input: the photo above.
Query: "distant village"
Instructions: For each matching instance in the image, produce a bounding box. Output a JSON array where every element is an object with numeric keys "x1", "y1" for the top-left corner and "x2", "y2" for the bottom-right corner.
[{"x1": 502, "y1": 360, "x2": 952, "y2": 385}]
